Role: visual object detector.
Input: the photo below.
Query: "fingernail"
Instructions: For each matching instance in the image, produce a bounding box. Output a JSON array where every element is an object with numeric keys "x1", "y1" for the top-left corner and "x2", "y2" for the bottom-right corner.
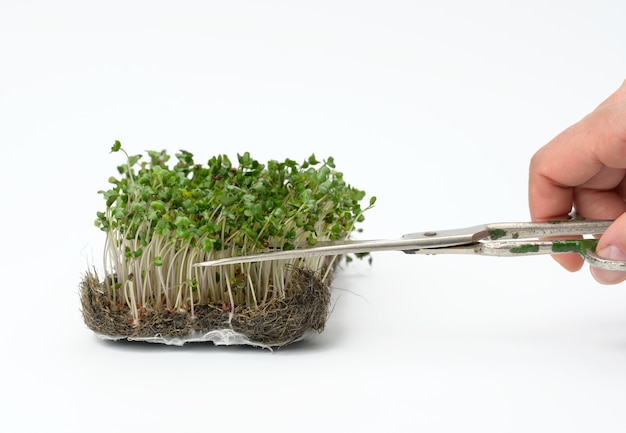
[{"x1": 591, "y1": 245, "x2": 626, "y2": 285}]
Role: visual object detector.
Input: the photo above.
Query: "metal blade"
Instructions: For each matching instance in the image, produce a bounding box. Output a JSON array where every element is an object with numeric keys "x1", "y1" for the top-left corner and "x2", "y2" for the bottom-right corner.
[{"x1": 193, "y1": 225, "x2": 489, "y2": 267}]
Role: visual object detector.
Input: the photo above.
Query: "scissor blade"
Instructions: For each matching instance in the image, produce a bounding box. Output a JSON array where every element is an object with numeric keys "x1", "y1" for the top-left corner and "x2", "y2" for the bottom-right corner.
[
  {"x1": 193, "y1": 238, "x2": 419, "y2": 267},
  {"x1": 193, "y1": 225, "x2": 490, "y2": 267}
]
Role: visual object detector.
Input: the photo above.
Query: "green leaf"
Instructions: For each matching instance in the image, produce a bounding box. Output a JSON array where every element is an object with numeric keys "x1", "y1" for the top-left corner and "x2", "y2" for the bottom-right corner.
[
  {"x1": 237, "y1": 151, "x2": 252, "y2": 166},
  {"x1": 111, "y1": 140, "x2": 122, "y2": 152},
  {"x1": 132, "y1": 202, "x2": 146, "y2": 213},
  {"x1": 317, "y1": 166, "x2": 331, "y2": 182},
  {"x1": 150, "y1": 200, "x2": 165, "y2": 211},
  {"x1": 174, "y1": 215, "x2": 191, "y2": 228},
  {"x1": 128, "y1": 154, "x2": 141, "y2": 167},
  {"x1": 219, "y1": 195, "x2": 237, "y2": 206},
  {"x1": 176, "y1": 150, "x2": 194, "y2": 166}
]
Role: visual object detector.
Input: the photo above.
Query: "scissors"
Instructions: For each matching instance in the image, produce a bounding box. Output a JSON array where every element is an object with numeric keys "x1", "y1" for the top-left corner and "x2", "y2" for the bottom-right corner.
[{"x1": 194, "y1": 219, "x2": 626, "y2": 271}]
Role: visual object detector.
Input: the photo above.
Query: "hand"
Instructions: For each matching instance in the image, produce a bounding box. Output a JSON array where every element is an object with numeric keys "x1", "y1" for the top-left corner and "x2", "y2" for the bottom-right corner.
[{"x1": 529, "y1": 79, "x2": 626, "y2": 284}]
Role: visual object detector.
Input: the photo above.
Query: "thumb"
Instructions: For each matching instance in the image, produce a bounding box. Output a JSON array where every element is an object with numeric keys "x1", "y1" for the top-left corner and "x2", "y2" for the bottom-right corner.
[{"x1": 591, "y1": 213, "x2": 626, "y2": 284}]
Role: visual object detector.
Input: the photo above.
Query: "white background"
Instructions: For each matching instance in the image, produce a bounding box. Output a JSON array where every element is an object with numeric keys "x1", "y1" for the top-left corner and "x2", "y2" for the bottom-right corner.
[{"x1": 2, "y1": 1, "x2": 626, "y2": 431}]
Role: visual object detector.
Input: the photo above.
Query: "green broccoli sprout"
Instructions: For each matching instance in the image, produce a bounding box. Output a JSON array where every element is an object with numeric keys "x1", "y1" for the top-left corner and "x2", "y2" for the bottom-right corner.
[{"x1": 83, "y1": 141, "x2": 374, "y2": 345}]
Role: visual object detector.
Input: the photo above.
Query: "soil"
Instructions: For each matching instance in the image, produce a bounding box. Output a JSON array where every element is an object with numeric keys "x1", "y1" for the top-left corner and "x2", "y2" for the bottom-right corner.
[{"x1": 80, "y1": 266, "x2": 332, "y2": 347}]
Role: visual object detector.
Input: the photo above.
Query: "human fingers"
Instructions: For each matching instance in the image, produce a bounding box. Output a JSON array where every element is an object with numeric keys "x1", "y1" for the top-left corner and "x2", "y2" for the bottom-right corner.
[
  {"x1": 529, "y1": 83, "x2": 626, "y2": 271},
  {"x1": 530, "y1": 107, "x2": 626, "y2": 205},
  {"x1": 530, "y1": 78, "x2": 626, "y2": 212},
  {"x1": 529, "y1": 100, "x2": 626, "y2": 220},
  {"x1": 569, "y1": 175, "x2": 626, "y2": 220},
  {"x1": 591, "y1": 212, "x2": 626, "y2": 284}
]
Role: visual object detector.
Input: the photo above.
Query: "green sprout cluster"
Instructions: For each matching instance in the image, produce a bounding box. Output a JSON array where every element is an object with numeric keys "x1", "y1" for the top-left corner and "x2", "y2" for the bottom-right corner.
[{"x1": 96, "y1": 141, "x2": 375, "y2": 322}]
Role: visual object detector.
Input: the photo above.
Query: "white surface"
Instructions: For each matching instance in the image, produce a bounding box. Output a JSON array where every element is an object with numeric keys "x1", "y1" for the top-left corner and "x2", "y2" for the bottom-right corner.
[{"x1": 2, "y1": 1, "x2": 626, "y2": 431}]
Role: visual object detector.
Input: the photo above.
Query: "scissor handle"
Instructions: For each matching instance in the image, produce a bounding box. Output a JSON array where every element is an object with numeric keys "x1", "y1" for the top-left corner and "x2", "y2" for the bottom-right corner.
[
  {"x1": 584, "y1": 248, "x2": 626, "y2": 271},
  {"x1": 405, "y1": 220, "x2": 626, "y2": 272},
  {"x1": 487, "y1": 220, "x2": 626, "y2": 271},
  {"x1": 485, "y1": 220, "x2": 612, "y2": 240}
]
